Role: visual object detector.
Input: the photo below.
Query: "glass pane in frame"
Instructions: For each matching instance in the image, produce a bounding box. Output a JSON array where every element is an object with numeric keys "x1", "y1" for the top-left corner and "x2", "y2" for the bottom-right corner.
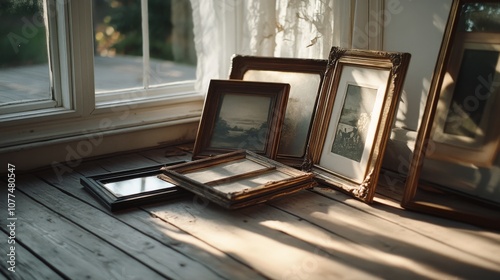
[
  {"x1": 92, "y1": 0, "x2": 196, "y2": 94},
  {"x1": 148, "y1": 0, "x2": 196, "y2": 87},
  {"x1": 229, "y1": 55, "x2": 328, "y2": 167},
  {"x1": 93, "y1": 0, "x2": 143, "y2": 92},
  {"x1": 0, "y1": 0, "x2": 51, "y2": 106},
  {"x1": 243, "y1": 70, "x2": 321, "y2": 158}
]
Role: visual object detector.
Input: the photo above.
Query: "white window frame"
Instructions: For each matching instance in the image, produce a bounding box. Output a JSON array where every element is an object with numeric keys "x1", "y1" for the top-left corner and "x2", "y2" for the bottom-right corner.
[
  {"x1": 0, "y1": 0, "x2": 203, "y2": 151},
  {"x1": 0, "y1": 0, "x2": 65, "y2": 116}
]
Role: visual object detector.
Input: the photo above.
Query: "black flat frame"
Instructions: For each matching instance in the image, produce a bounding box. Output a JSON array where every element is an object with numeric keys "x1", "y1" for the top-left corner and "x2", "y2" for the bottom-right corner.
[{"x1": 80, "y1": 162, "x2": 187, "y2": 211}]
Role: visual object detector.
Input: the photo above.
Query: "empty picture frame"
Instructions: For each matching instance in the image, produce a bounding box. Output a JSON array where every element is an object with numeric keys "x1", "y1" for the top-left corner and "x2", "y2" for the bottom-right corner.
[
  {"x1": 229, "y1": 55, "x2": 328, "y2": 167},
  {"x1": 192, "y1": 79, "x2": 290, "y2": 160},
  {"x1": 80, "y1": 162, "x2": 186, "y2": 211},
  {"x1": 305, "y1": 47, "x2": 411, "y2": 203},
  {"x1": 159, "y1": 150, "x2": 316, "y2": 209}
]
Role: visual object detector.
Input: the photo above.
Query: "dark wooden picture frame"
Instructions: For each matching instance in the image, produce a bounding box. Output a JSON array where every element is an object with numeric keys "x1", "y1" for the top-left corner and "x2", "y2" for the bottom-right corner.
[
  {"x1": 160, "y1": 150, "x2": 316, "y2": 209},
  {"x1": 192, "y1": 79, "x2": 290, "y2": 160},
  {"x1": 229, "y1": 55, "x2": 328, "y2": 167},
  {"x1": 402, "y1": 0, "x2": 500, "y2": 230},
  {"x1": 80, "y1": 162, "x2": 186, "y2": 211},
  {"x1": 305, "y1": 47, "x2": 411, "y2": 203}
]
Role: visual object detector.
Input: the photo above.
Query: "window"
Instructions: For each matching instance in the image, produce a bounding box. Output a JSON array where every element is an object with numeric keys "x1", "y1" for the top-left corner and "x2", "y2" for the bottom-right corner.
[
  {"x1": 0, "y1": 0, "x2": 201, "y2": 150},
  {"x1": 0, "y1": 0, "x2": 57, "y2": 115},
  {"x1": 92, "y1": 0, "x2": 197, "y2": 104}
]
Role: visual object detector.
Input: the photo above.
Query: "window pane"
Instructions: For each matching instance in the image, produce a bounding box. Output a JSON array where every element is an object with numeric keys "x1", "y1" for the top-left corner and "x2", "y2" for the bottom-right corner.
[
  {"x1": 93, "y1": 0, "x2": 197, "y2": 94},
  {"x1": 0, "y1": 0, "x2": 51, "y2": 106},
  {"x1": 148, "y1": 0, "x2": 196, "y2": 87},
  {"x1": 93, "y1": 0, "x2": 143, "y2": 92}
]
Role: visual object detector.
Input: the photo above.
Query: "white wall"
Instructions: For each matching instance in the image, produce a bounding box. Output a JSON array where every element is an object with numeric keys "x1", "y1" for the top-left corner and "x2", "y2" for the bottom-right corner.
[
  {"x1": 383, "y1": 0, "x2": 453, "y2": 131},
  {"x1": 381, "y1": 0, "x2": 453, "y2": 174}
]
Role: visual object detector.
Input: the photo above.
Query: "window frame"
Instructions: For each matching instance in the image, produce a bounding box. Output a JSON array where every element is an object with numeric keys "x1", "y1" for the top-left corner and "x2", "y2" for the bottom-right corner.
[
  {"x1": 0, "y1": 0, "x2": 63, "y2": 116},
  {"x1": 0, "y1": 0, "x2": 203, "y2": 150}
]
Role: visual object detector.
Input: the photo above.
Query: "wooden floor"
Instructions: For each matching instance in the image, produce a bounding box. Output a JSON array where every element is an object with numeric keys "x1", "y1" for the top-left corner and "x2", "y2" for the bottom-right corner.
[{"x1": 2, "y1": 144, "x2": 500, "y2": 280}]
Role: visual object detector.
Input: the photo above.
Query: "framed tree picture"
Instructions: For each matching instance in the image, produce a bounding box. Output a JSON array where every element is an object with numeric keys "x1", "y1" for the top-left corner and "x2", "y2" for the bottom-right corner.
[{"x1": 305, "y1": 47, "x2": 411, "y2": 203}]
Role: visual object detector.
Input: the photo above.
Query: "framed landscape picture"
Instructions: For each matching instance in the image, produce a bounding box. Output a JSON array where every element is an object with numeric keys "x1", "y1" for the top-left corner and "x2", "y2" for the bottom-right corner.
[
  {"x1": 192, "y1": 79, "x2": 289, "y2": 160},
  {"x1": 305, "y1": 47, "x2": 411, "y2": 203},
  {"x1": 229, "y1": 55, "x2": 328, "y2": 167}
]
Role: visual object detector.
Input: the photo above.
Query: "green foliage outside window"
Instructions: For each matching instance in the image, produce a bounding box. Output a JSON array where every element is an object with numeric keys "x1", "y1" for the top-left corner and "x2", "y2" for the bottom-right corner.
[{"x1": 0, "y1": 0, "x2": 47, "y2": 67}]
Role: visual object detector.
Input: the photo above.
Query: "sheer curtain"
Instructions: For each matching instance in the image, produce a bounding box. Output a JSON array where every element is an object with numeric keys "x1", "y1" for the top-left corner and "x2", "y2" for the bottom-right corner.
[{"x1": 190, "y1": 0, "x2": 384, "y2": 93}]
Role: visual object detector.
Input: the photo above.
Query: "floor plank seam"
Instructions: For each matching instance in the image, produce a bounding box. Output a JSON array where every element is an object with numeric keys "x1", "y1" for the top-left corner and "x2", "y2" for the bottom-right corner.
[
  {"x1": 135, "y1": 208, "x2": 235, "y2": 280},
  {"x1": 265, "y1": 201, "x2": 366, "y2": 246},
  {"x1": 143, "y1": 207, "x2": 270, "y2": 280},
  {"x1": 0, "y1": 226, "x2": 70, "y2": 280},
  {"x1": 17, "y1": 185, "x2": 179, "y2": 279},
  {"x1": 309, "y1": 187, "x2": 500, "y2": 263},
  {"x1": 37, "y1": 170, "x2": 244, "y2": 280}
]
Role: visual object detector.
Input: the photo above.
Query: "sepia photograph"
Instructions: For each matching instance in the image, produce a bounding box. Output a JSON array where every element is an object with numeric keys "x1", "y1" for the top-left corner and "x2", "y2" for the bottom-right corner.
[
  {"x1": 192, "y1": 79, "x2": 289, "y2": 160},
  {"x1": 331, "y1": 84, "x2": 377, "y2": 162},
  {"x1": 209, "y1": 93, "x2": 272, "y2": 152}
]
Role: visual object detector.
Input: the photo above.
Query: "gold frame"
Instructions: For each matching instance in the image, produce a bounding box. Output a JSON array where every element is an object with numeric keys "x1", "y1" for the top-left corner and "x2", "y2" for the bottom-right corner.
[
  {"x1": 402, "y1": 0, "x2": 500, "y2": 230},
  {"x1": 305, "y1": 47, "x2": 411, "y2": 203},
  {"x1": 192, "y1": 79, "x2": 290, "y2": 160}
]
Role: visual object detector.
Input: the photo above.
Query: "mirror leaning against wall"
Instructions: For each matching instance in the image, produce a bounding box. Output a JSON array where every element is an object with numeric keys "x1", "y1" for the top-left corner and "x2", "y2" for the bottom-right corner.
[{"x1": 402, "y1": 0, "x2": 500, "y2": 230}]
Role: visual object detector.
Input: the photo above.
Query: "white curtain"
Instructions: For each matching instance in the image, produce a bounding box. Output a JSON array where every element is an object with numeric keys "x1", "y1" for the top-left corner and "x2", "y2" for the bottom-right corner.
[{"x1": 190, "y1": 0, "x2": 384, "y2": 93}]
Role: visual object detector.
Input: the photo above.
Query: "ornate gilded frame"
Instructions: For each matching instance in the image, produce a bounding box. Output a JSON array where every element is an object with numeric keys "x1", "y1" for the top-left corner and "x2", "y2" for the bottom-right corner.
[{"x1": 305, "y1": 47, "x2": 410, "y2": 203}]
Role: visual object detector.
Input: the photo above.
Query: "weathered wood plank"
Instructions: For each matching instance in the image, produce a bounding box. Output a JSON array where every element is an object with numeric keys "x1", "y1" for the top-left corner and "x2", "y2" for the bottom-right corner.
[
  {"x1": 145, "y1": 195, "x2": 384, "y2": 279},
  {"x1": 19, "y1": 175, "x2": 226, "y2": 280},
  {"x1": 24, "y1": 146, "x2": 500, "y2": 280},
  {"x1": 94, "y1": 153, "x2": 160, "y2": 172},
  {"x1": 282, "y1": 187, "x2": 500, "y2": 278},
  {"x1": 0, "y1": 230, "x2": 64, "y2": 280},
  {"x1": 38, "y1": 161, "x2": 265, "y2": 279},
  {"x1": 0, "y1": 181, "x2": 165, "y2": 280},
  {"x1": 138, "y1": 146, "x2": 192, "y2": 164},
  {"x1": 313, "y1": 186, "x2": 500, "y2": 259}
]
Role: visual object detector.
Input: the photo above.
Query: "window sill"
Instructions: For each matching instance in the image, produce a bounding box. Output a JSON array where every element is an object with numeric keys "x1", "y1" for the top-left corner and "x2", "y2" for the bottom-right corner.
[
  {"x1": 0, "y1": 90, "x2": 204, "y2": 172},
  {"x1": 0, "y1": 119, "x2": 200, "y2": 172}
]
